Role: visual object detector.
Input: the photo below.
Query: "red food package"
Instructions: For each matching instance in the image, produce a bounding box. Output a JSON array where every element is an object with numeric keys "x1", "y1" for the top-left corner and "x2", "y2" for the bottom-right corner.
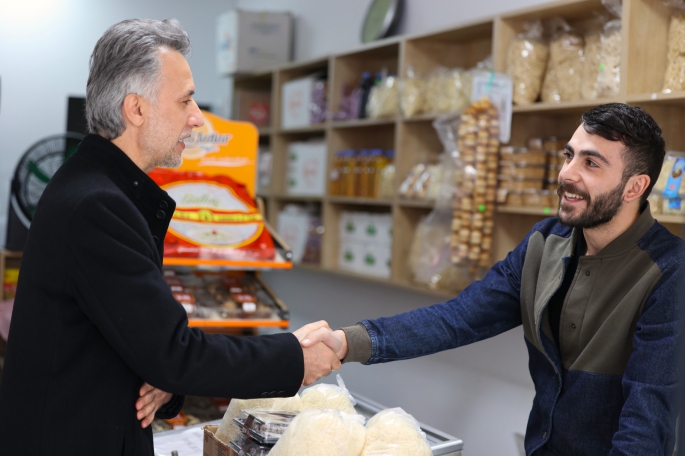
[{"x1": 149, "y1": 169, "x2": 276, "y2": 260}]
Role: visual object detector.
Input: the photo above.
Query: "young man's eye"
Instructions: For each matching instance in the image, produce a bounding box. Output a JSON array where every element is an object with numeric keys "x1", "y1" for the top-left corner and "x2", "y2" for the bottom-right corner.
[
  {"x1": 586, "y1": 159, "x2": 598, "y2": 168},
  {"x1": 563, "y1": 151, "x2": 572, "y2": 160}
]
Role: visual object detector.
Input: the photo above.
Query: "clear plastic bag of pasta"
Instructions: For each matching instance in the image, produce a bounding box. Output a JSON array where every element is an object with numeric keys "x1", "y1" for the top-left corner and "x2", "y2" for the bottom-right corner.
[
  {"x1": 506, "y1": 20, "x2": 549, "y2": 105},
  {"x1": 399, "y1": 65, "x2": 426, "y2": 117},
  {"x1": 541, "y1": 17, "x2": 584, "y2": 102},
  {"x1": 367, "y1": 75, "x2": 400, "y2": 119},
  {"x1": 581, "y1": 15, "x2": 608, "y2": 100},
  {"x1": 597, "y1": 0, "x2": 622, "y2": 98},
  {"x1": 300, "y1": 374, "x2": 357, "y2": 414},
  {"x1": 361, "y1": 408, "x2": 432, "y2": 456},
  {"x1": 268, "y1": 409, "x2": 366, "y2": 456},
  {"x1": 425, "y1": 67, "x2": 469, "y2": 114},
  {"x1": 662, "y1": 0, "x2": 685, "y2": 92}
]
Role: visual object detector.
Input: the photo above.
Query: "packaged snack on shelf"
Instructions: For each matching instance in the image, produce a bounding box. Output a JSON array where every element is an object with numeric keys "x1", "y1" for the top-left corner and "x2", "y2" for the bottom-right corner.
[
  {"x1": 239, "y1": 410, "x2": 299, "y2": 444},
  {"x1": 361, "y1": 408, "x2": 432, "y2": 456},
  {"x1": 310, "y1": 79, "x2": 328, "y2": 124},
  {"x1": 268, "y1": 409, "x2": 366, "y2": 456},
  {"x1": 228, "y1": 433, "x2": 273, "y2": 456},
  {"x1": 662, "y1": 1, "x2": 685, "y2": 92},
  {"x1": 380, "y1": 150, "x2": 396, "y2": 198},
  {"x1": 653, "y1": 151, "x2": 685, "y2": 214},
  {"x1": 3, "y1": 269, "x2": 19, "y2": 300},
  {"x1": 149, "y1": 169, "x2": 276, "y2": 261},
  {"x1": 547, "y1": 165, "x2": 563, "y2": 181},
  {"x1": 542, "y1": 17, "x2": 585, "y2": 103},
  {"x1": 367, "y1": 75, "x2": 400, "y2": 119},
  {"x1": 543, "y1": 136, "x2": 567, "y2": 152},
  {"x1": 506, "y1": 20, "x2": 549, "y2": 105},
  {"x1": 581, "y1": 16, "x2": 606, "y2": 100},
  {"x1": 399, "y1": 66, "x2": 426, "y2": 117},
  {"x1": 505, "y1": 148, "x2": 548, "y2": 166},
  {"x1": 425, "y1": 67, "x2": 470, "y2": 114},
  {"x1": 597, "y1": 0, "x2": 622, "y2": 98},
  {"x1": 545, "y1": 179, "x2": 559, "y2": 192},
  {"x1": 522, "y1": 189, "x2": 554, "y2": 207},
  {"x1": 500, "y1": 161, "x2": 546, "y2": 179},
  {"x1": 301, "y1": 374, "x2": 357, "y2": 414},
  {"x1": 215, "y1": 395, "x2": 303, "y2": 444},
  {"x1": 498, "y1": 175, "x2": 544, "y2": 191}
]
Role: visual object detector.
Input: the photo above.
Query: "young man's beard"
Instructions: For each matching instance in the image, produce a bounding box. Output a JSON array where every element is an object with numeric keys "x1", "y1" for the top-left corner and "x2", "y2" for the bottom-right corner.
[{"x1": 556, "y1": 178, "x2": 627, "y2": 229}]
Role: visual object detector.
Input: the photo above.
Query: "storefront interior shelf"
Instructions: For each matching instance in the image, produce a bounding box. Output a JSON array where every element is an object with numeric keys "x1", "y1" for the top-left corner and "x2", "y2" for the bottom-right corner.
[{"x1": 237, "y1": 0, "x2": 685, "y2": 298}]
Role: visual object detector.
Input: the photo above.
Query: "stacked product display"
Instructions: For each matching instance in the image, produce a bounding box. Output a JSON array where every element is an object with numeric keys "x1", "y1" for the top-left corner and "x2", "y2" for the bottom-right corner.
[
  {"x1": 398, "y1": 161, "x2": 442, "y2": 201},
  {"x1": 329, "y1": 149, "x2": 395, "y2": 199},
  {"x1": 497, "y1": 136, "x2": 565, "y2": 209},
  {"x1": 650, "y1": 151, "x2": 685, "y2": 215},
  {"x1": 338, "y1": 212, "x2": 392, "y2": 278},
  {"x1": 281, "y1": 75, "x2": 327, "y2": 129}
]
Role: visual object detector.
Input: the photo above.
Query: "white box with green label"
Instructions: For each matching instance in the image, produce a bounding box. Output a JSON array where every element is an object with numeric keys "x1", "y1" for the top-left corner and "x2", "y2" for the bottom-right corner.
[
  {"x1": 286, "y1": 141, "x2": 327, "y2": 196},
  {"x1": 338, "y1": 239, "x2": 365, "y2": 273}
]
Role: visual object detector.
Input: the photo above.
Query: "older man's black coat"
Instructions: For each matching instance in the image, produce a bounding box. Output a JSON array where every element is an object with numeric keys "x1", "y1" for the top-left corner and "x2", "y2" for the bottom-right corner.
[{"x1": 0, "y1": 134, "x2": 304, "y2": 455}]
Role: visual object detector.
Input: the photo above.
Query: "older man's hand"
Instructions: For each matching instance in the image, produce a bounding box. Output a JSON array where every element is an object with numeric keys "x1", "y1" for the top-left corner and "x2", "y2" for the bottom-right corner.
[
  {"x1": 294, "y1": 321, "x2": 342, "y2": 385},
  {"x1": 136, "y1": 383, "x2": 172, "y2": 428}
]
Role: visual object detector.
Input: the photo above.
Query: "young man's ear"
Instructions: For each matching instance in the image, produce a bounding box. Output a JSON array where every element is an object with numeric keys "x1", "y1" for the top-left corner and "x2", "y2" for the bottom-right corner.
[
  {"x1": 623, "y1": 174, "x2": 650, "y2": 203},
  {"x1": 120, "y1": 93, "x2": 146, "y2": 128}
]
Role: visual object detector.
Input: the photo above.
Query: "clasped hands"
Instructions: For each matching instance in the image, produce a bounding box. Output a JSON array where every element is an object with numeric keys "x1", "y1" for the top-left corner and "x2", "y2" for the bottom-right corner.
[{"x1": 294, "y1": 320, "x2": 348, "y2": 386}]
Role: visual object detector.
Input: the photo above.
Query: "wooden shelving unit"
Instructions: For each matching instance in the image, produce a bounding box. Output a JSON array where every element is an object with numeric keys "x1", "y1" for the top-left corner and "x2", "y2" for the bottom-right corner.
[{"x1": 234, "y1": 0, "x2": 685, "y2": 296}]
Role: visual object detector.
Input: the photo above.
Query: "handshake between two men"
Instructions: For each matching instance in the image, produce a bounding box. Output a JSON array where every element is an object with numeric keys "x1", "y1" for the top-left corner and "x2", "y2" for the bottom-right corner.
[{"x1": 294, "y1": 321, "x2": 349, "y2": 386}]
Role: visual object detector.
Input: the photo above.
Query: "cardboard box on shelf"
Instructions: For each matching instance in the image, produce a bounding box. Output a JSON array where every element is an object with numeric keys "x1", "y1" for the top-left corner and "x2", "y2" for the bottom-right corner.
[
  {"x1": 234, "y1": 89, "x2": 271, "y2": 126},
  {"x1": 338, "y1": 239, "x2": 364, "y2": 273},
  {"x1": 361, "y1": 213, "x2": 393, "y2": 247},
  {"x1": 278, "y1": 206, "x2": 314, "y2": 263},
  {"x1": 281, "y1": 77, "x2": 315, "y2": 129},
  {"x1": 286, "y1": 141, "x2": 327, "y2": 196},
  {"x1": 216, "y1": 10, "x2": 292, "y2": 75},
  {"x1": 203, "y1": 425, "x2": 237, "y2": 456}
]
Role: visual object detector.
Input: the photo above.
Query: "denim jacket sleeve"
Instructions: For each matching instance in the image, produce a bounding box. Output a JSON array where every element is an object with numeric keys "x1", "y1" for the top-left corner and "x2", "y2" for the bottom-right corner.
[
  {"x1": 359, "y1": 228, "x2": 533, "y2": 364},
  {"x1": 609, "y1": 258, "x2": 683, "y2": 455}
]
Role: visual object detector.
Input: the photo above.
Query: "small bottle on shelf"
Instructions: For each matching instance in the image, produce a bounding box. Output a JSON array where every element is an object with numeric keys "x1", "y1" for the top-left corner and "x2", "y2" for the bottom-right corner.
[
  {"x1": 356, "y1": 149, "x2": 371, "y2": 197},
  {"x1": 368, "y1": 148, "x2": 387, "y2": 199},
  {"x1": 357, "y1": 72, "x2": 375, "y2": 119},
  {"x1": 380, "y1": 149, "x2": 396, "y2": 199},
  {"x1": 342, "y1": 150, "x2": 356, "y2": 197}
]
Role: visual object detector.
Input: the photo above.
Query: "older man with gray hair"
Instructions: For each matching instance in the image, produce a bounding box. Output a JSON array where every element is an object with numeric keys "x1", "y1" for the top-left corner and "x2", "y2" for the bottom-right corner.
[{"x1": 0, "y1": 18, "x2": 338, "y2": 456}]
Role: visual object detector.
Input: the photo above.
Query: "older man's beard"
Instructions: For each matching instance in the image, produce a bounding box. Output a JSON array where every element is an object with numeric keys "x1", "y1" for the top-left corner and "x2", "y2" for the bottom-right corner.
[{"x1": 556, "y1": 178, "x2": 627, "y2": 229}]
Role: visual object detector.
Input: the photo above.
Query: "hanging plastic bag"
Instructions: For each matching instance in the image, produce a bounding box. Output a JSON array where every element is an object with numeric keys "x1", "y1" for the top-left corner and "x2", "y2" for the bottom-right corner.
[
  {"x1": 597, "y1": 0, "x2": 622, "y2": 98},
  {"x1": 268, "y1": 409, "x2": 366, "y2": 456},
  {"x1": 300, "y1": 374, "x2": 357, "y2": 414},
  {"x1": 662, "y1": 0, "x2": 685, "y2": 92},
  {"x1": 424, "y1": 67, "x2": 469, "y2": 114},
  {"x1": 506, "y1": 20, "x2": 549, "y2": 105},
  {"x1": 367, "y1": 75, "x2": 400, "y2": 119},
  {"x1": 581, "y1": 14, "x2": 608, "y2": 100},
  {"x1": 541, "y1": 17, "x2": 584, "y2": 102},
  {"x1": 399, "y1": 65, "x2": 426, "y2": 117},
  {"x1": 214, "y1": 394, "x2": 303, "y2": 444},
  {"x1": 361, "y1": 408, "x2": 432, "y2": 456}
]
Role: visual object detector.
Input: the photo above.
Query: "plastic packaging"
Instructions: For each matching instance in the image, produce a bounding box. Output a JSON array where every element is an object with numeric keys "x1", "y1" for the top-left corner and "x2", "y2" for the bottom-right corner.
[
  {"x1": 342, "y1": 150, "x2": 357, "y2": 197},
  {"x1": 228, "y1": 433, "x2": 272, "y2": 456},
  {"x1": 215, "y1": 394, "x2": 303, "y2": 444},
  {"x1": 662, "y1": 1, "x2": 685, "y2": 92},
  {"x1": 358, "y1": 72, "x2": 376, "y2": 119},
  {"x1": 369, "y1": 148, "x2": 388, "y2": 198},
  {"x1": 652, "y1": 151, "x2": 685, "y2": 214},
  {"x1": 355, "y1": 149, "x2": 372, "y2": 197},
  {"x1": 300, "y1": 374, "x2": 357, "y2": 414},
  {"x1": 581, "y1": 15, "x2": 607, "y2": 100},
  {"x1": 239, "y1": 410, "x2": 299, "y2": 444},
  {"x1": 541, "y1": 17, "x2": 584, "y2": 102},
  {"x1": 506, "y1": 20, "x2": 549, "y2": 105},
  {"x1": 380, "y1": 150, "x2": 396, "y2": 198},
  {"x1": 367, "y1": 75, "x2": 400, "y2": 119},
  {"x1": 499, "y1": 162, "x2": 547, "y2": 179},
  {"x1": 310, "y1": 80, "x2": 328, "y2": 124},
  {"x1": 361, "y1": 408, "x2": 432, "y2": 456},
  {"x1": 597, "y1": 0, "x2": 622, "y2": 98},
  {"x1": 425, "y1": 67, "x2": 470, "y2": 114},
  {"x1": 268, "y1": 409, "x2": 366, "y2": 456},
  {"x1": 400, "y1": 66, "x2": 426, "y2": 117}
]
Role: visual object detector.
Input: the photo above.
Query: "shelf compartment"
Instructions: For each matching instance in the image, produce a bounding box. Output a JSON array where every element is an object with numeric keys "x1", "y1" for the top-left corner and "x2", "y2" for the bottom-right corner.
[
  {"x1": 330, "y1": 118, "x2": 397, "y2": 129},
  {"x1": 402, "y1": 19, "x2": 493, "y2": 76},
  {"x1": 274, "y1": 57, "x2": 330, "y2": 129},
  {"x1": 397, "y1": 198, "x2": 436, "y2": 209},
  {"x1": 511, "y1": 98, "x2": 624, "y2": 114},
  {"x1": 327, "y1": 196, "x2": 393, "y2": 206},
  {"x1": 277, "y1": 125, "x2": 327, "y2": 135},
  {"x1": 329, "y1": 42, "x2": 401, "y2": 124}
]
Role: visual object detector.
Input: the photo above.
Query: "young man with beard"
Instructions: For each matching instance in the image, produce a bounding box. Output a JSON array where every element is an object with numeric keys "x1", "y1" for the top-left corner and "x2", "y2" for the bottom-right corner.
[{"x1": 303, "y1": 103, "x2": 684, "y2": 455}]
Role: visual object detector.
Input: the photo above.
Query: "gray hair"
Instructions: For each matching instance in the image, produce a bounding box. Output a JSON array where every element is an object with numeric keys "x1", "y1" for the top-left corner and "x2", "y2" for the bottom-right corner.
[{"x1": 86, "y1": 19, "x2": 191, "y2": 140}]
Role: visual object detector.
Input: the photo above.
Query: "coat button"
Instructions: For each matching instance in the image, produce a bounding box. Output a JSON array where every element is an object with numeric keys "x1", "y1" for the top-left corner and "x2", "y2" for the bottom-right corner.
[
  {"x1": 156, "y1": 210, "x2": 165, "y2": 219},
  {"x1": 586, "y1": 270, "x2": 591, "y2": 276},
  {"x1": 133, "y1": 180, "x2": 139, "y2": 186},
  {"x1": 159, "y1": 200, "x2": 168, "y2": 209},
  {"x1": 542, "y1": 431, "x2": 548, "y2": 439},
  {"x1": 152, "y1": 235, "x2": 160, "y2": 245},
  {"x1": 571, "y1": 323, "x2": 576, "y2": 330}
]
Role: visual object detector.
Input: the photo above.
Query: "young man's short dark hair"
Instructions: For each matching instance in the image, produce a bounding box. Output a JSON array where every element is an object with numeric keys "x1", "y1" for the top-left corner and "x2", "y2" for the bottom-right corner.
[{"x1": 581, "y1": 103, "x2": 666, "y2": 204}]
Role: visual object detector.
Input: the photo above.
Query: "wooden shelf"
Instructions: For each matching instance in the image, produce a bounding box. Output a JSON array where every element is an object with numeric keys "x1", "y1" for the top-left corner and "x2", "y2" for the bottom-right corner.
[
  {"x1": 258, "y1": 127, "x2": 273, "y2": 136},
  {"x1": 330, "y1": 118, "x2": 396, "y2": 129},
  {"x1": 278, "y1": 125, "x2": 326, "y2": 135},
  {"x1": 397, "y1": 198, "x2": 436, "y2": 209},
  {"x1": 655, "y1": 214, "x2": 685, "y2": 225},
  {"x1": 327, "y1": 196, "x2": 393, "y2": 206},
  {"x1": 626, "y1": 92, "x2": 685, "y2": 106},
  {"x1": 273, "y1": 194, "x2": 324, "y2": 203},
  {"x1": 402, "y1": 113, "x2": 440, "y2": 123},
  {"x1": 496, "y1": 205, "x2": 556, "y2": 216},
  {"x1": 511, "y1": 98, "x2": 624, "y2": 114}
]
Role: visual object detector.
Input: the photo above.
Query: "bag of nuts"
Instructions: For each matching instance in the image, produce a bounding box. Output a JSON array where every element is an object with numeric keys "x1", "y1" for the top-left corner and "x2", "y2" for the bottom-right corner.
[
  {"x1": 506, "y1": 20, "x2": 549, "y2": 105},
  {"x1": 596, "y1": 0, "x2": 623, "y2": 98},
  {"x1": 541, "y1": 17, "x2": 585, "y2": 103},
  {"x1": 662, "y1": 1, "x2": 685, "y2": 92}
]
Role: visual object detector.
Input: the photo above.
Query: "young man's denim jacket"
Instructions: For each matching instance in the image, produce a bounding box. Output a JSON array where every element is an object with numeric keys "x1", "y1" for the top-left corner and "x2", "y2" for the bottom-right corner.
[{"x1": 346, "y1": 207, "x2": 684, "y2": 455}]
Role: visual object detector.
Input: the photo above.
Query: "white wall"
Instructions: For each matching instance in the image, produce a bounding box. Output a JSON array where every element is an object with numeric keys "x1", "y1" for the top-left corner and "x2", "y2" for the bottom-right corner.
[{"x1": 0, "y1": 0, "x2": 236, "y2": 242}]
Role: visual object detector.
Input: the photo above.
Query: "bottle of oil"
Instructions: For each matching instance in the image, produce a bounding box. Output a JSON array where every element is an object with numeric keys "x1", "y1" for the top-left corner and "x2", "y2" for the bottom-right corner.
[
  {"x1": 368, "y1": 149, "x2": 387, "y2": 198},
  {"x1": 342, "y1": 150, "x2": 356, "y2": 197},
  {"x1": 356, "y1": 149, "x2": 371, "y2": 197},
  {"x1": 380, "y1": 149, "x2": 396, "y2": 199}
]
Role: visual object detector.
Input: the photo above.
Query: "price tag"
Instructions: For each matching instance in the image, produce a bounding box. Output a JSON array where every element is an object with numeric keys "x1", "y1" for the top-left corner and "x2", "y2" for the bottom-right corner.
[
  {"x1": 471, "y1": 71, "x2": 513, "y2": 143},
  {"x1": 242, "y1": 302, "x2": 257, "y2": 313}
]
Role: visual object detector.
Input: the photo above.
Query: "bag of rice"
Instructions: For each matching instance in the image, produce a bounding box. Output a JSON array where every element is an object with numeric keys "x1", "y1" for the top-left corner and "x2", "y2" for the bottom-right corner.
[
  {"x1": 269, "y1": 409, "x2": 366, "y2": 456},
  {"x1": 361, "y1": 408, "x2": 432, "y2": 456},
  {"x1": 214, "y1": 394, "x2": 303, "y2": 444},
  {"x1": 300, "y1": 374, "x2": 357, "y2": 414}
]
